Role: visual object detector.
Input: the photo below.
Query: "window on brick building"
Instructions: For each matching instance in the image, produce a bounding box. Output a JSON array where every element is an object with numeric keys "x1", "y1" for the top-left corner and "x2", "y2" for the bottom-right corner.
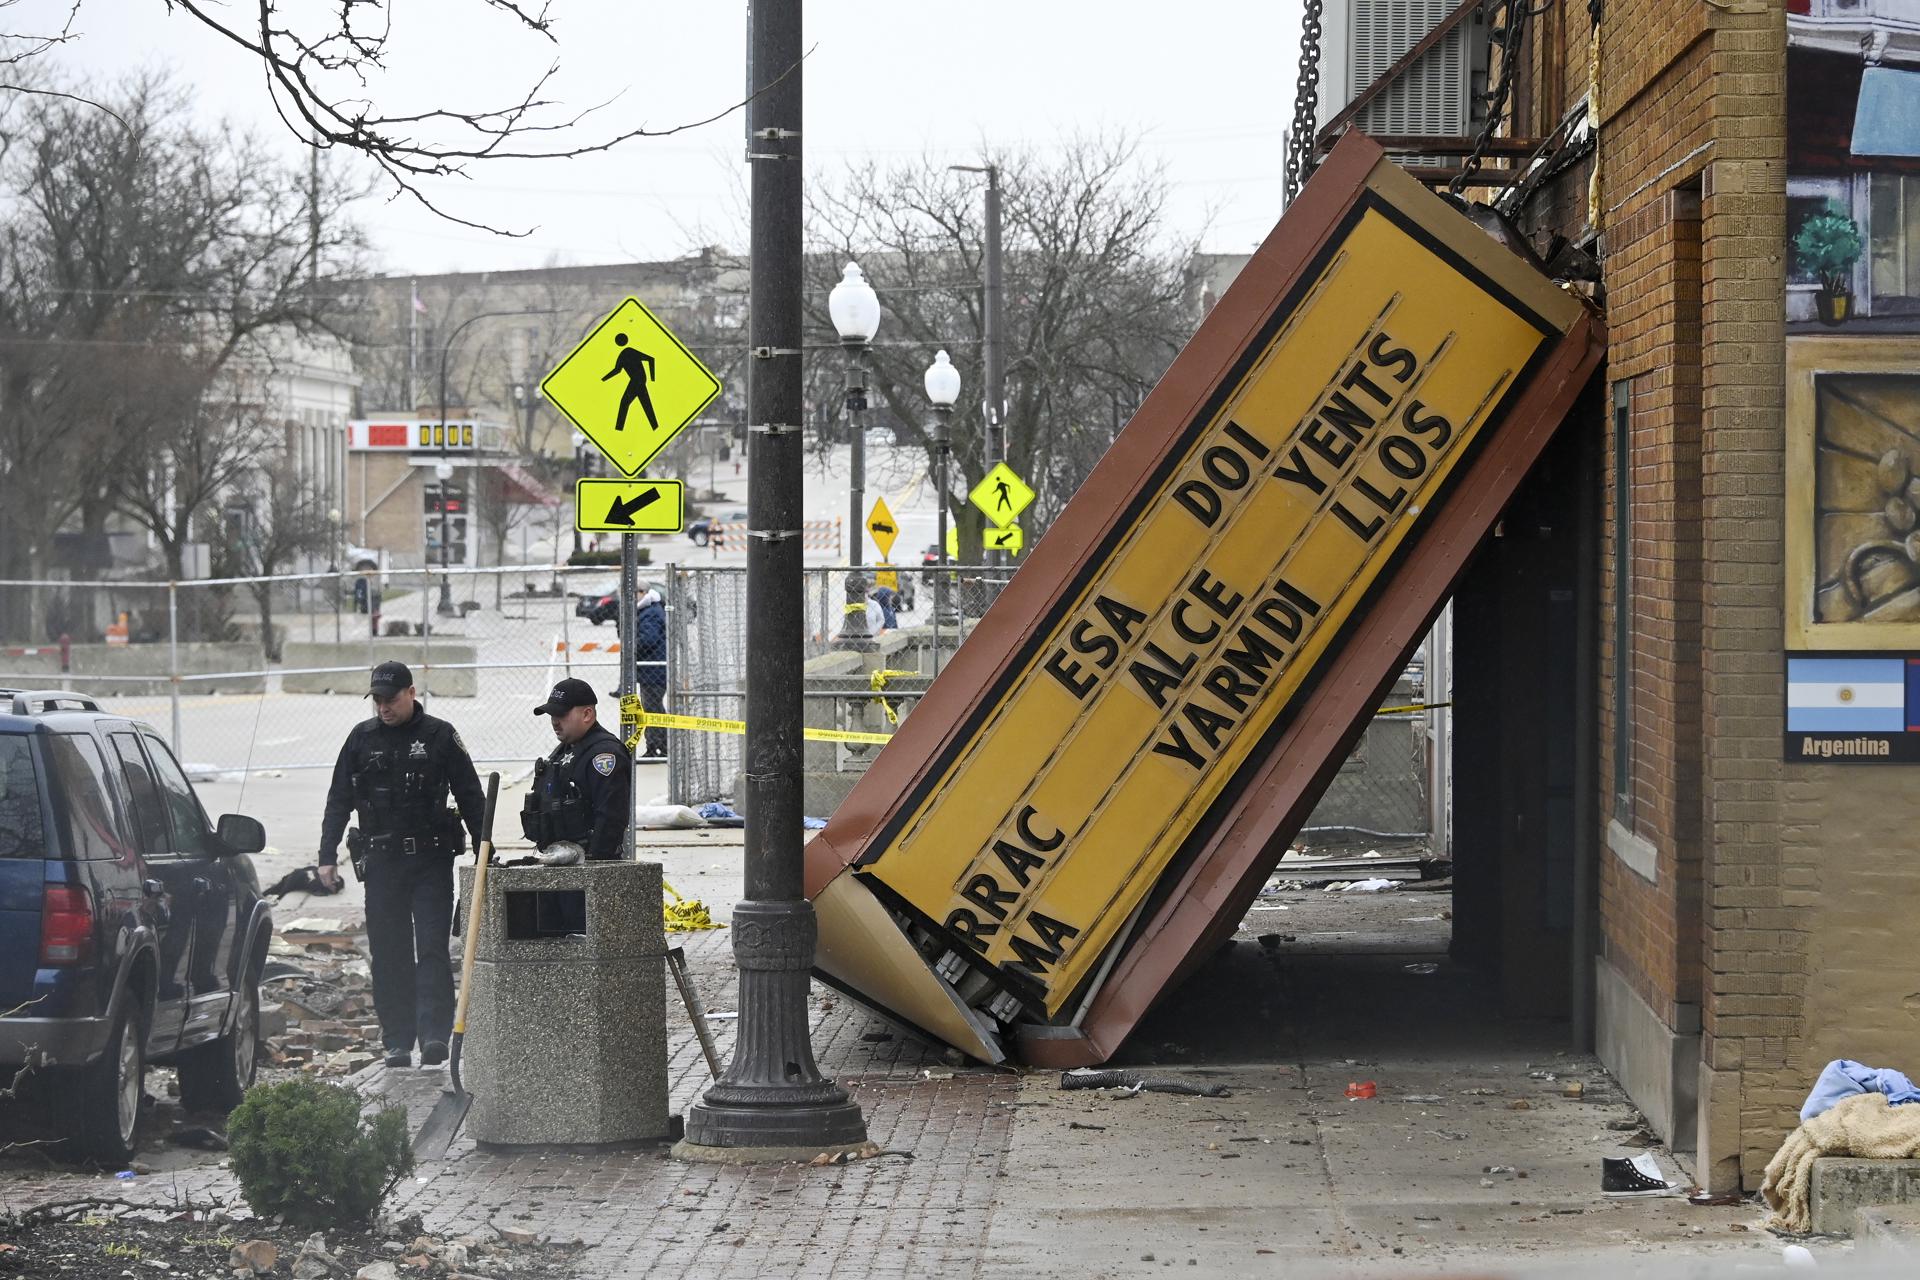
[
  {"x1": 1611, "y1": 380, "x2": 1635, "y2": 826},
  {"x1": 1869, "y1": 173, "x2": 1920, "y2": 313}
]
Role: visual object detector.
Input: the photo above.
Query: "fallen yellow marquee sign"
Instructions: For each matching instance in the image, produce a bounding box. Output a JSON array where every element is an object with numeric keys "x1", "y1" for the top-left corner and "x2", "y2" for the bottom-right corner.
[{"x1": 804, "y1": 133, "x2": 1605, "y2": 1065}]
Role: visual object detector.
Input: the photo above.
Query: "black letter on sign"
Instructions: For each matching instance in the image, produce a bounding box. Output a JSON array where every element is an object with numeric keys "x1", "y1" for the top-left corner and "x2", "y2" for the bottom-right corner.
[
  {"x1": 994, "y1": 839, "x2": 1047, "y2": 888},
  {"x1": 1174, "y1": 480, "x2": 1221, "y2": 528},
  {"x1": 1003, "y1": 912, "x2": 1083, "y2": 982},
  {"x1": 945, "y1": 909, "x2": 999, "y2": 952},
  {"x1": 1093, "y1": 594, "x2": 1148, "y2": 643},
  {"x1": 1043, "y1": 649, "x2": 1096, "y2": 701},
  {"x1": 1014, "y1": 805, "x2": 1066, "y2": 852},
  {"x1": 960, "y1": 874, "x2": 1019, "y2": 921},
  {"x1": 1367, "y1": 333, "x2": 1418, "y2": 384}
]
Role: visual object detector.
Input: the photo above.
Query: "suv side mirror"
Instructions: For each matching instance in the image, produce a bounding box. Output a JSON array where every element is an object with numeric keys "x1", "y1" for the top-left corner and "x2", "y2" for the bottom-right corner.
[{"x1": 215, "y1": 814, "x2": 266, "y2": 855}]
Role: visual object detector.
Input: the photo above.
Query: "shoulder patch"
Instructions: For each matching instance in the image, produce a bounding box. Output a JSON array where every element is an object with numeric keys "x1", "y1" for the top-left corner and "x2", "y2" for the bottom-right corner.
[{"x1": 592, "y1": 752, "x2": 617, "y2": 776}]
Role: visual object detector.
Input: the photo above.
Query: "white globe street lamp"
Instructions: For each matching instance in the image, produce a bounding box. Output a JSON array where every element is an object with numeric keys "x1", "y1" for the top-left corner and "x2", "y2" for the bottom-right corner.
[
  {"x1": 924, "y1": 351, "x2": 964, "y2": 637},
  {"x1": 829, "y1": 264, "x2": 882, "y2": 652}
]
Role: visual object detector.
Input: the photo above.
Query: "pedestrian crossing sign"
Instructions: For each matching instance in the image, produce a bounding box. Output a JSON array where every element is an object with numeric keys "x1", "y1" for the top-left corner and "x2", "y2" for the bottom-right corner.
[
  {"x1": 969, "y1": 462, "x2": 1034, "y2": 528},
  {"x1": 541, "y1": 297, "x2": 722, "y2": 477}
]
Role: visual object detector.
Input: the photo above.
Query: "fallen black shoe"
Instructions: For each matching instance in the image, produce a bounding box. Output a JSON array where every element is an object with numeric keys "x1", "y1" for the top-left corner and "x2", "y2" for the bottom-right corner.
[
  {"x1": 384, "y1": 1048, "x2": 412, "y2": 1069},
  {"x1": 1602, "y1": 1154, "x2": 1680, "y2": 1197},
  {"x1": 420, "y1": 1041, "x2": 449, "y2": 1067}
]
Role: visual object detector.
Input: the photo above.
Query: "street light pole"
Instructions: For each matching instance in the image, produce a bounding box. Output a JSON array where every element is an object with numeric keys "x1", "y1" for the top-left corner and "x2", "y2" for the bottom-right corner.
[
  {"x1": 829, "y1": 263, "x2": 880, "y2": 651},
  {"x1": 949, "y1": 163, "x2": 1005, "y2": 571},
  {"x1": 681, "y1": 0, "x2": 870, "y2": 1159},
  {"x1": 435, "y1": 307, "x2": 559, "y2": 615},
  {"x1": 924, "y1": 351, "x2": 963, "y2": 647}
]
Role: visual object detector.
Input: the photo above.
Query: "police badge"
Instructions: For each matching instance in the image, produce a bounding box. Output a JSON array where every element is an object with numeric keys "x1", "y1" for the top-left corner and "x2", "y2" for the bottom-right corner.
[{"x1": 592, "y1": 752, "x2": 617, "y2": 776}]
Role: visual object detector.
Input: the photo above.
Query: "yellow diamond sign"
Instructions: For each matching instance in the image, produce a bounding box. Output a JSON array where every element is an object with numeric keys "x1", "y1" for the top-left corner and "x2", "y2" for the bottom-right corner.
[
  {"x1": 542, "y1": 297, "x2": 721, "y2": 477},
  {"x1": 969, "y1": 461, "x2": 1034, "y2": 527},
  {"x1": 866, "y1": 496, "x2": 900, "y2": 560}
]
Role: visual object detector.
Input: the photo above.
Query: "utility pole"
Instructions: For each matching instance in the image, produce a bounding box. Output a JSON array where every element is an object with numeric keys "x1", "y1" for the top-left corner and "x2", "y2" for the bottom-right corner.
[
  {"x1": 951, "y1": 163, "x2": 1005, "y2": 569},
  {"x1": 680, "y1": 0, "x2": 870, "y2": 1159}
]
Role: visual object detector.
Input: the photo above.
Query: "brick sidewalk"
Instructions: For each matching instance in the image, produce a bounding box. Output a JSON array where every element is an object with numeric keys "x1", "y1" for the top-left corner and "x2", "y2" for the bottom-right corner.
[{"x1": 0, "y1": 929, "x2": 1021, "y2": 1280}]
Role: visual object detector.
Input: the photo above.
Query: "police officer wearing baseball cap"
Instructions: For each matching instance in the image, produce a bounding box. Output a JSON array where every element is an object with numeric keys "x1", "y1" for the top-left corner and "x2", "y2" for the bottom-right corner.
[
  {"x1": 520, "y1": 677, "x2": 632, "y2": 864},
  {"x1": 318, "y1": 661, "x2": 485, "y2": 1068}
]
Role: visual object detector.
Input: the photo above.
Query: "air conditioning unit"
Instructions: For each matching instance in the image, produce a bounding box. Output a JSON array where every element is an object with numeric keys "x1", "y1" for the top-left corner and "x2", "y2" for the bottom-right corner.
[{"x1": 1317, "y1": 0, "x2": 1490, "y2": 154}]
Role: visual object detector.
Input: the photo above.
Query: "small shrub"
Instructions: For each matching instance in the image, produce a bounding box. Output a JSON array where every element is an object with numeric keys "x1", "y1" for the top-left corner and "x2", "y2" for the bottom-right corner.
[{"x1": 226, "y1": 1080, "x2": 412, "y2": 1230}]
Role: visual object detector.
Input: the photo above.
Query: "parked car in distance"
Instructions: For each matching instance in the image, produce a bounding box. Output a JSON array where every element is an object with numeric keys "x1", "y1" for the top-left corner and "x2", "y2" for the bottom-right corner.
[
  {"x1": 576, "y1": 590, "x2": 619, "y2": 627},
  {"x1": 0, "y1": 690, "x2": 272, "y2": 1163},
  {"x1": 687, "y1": 509, "x2": 747, "y2": 547}
]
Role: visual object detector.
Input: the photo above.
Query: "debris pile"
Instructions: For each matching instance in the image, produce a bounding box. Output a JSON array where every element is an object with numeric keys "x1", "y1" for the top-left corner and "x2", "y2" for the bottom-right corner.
[{"x1": 264, "y1": 920, "x2": 385, "y2": 1077}]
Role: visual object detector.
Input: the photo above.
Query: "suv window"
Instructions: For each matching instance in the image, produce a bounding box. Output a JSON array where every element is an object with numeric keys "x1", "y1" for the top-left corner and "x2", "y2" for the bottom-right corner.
[
  {"x1": 109, "y1": 732, "x2": 171, "y2": 857},
  {"x1": 142, "y1": 736, "x2": 215, "y2": 857},
  {"x1": 47, "y1": 733, "x2": 127, "y2": 863},
  {"x1": 0, "y1": 736, "x2": 44, "y2": 859}
]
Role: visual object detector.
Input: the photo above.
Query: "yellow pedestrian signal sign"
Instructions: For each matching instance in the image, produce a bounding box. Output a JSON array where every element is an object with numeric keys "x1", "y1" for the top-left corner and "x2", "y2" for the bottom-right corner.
[
  {"x1": 984, "y1": 522, "x2": 1023, "y2": 555},
  {"x1": 866, "y1": 496, "x2": 900, "y2": 560},
  {"x1": 969, "y1": 462, "x2": 1034, "y2": 527},
  {"x1": 574, "y1": 478, "x2": 685, "y2": 533},
  {"x1": 542, "y1": 297, "x2": 721, "y2": 477}
]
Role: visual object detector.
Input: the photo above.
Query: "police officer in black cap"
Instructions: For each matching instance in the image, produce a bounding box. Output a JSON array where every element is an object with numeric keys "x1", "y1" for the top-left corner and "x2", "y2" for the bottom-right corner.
[
  {"x1": 521, "y1": 677, "x2": 632, "y2": 863},
  {"x1": 318, "y1": 661, "x2": 485, "y2": 1068}
]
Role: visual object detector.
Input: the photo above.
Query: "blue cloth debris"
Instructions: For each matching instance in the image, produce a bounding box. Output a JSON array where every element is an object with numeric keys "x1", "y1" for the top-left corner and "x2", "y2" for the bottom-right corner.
[
  {"x1": 802, "y1": 816, "x2": 827, "y2": 830},
  {"x1": 1801, "y1": 1059, "x2": 1920, "y2": 1121},
  {"x1": 696, "y1": 801, "x2": 744, "y2": 828}
]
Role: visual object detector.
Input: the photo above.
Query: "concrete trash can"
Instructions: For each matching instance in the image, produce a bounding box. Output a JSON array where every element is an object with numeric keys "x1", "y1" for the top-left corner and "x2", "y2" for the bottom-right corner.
[{"x1": 458, "y1": 860, "x2": 669, "y2": 1145}]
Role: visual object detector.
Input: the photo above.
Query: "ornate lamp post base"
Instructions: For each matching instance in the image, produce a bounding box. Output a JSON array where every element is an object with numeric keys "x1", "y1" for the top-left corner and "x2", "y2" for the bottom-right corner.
[{"x1": 675, "y1": 900, "x2": 871, "y2": 1159}]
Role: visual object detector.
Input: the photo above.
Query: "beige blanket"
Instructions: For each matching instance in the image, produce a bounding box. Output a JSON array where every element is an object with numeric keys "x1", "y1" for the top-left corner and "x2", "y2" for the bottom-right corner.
[{"x1": 1761, "y1": 1091, "x2": 1920, "y2": 1233}]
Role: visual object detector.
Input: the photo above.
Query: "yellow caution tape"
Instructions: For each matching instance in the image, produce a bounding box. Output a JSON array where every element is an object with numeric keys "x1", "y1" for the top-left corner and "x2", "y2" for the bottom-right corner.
[
  {"x1": 867, "y1": 668, "x2": 920, "y2": 726},
  {"x1": 619, "y1": 696, "x2": 894, "y2": 749},
  {"x1": 663, "y1": 879, "x2": 724, "y2": 932},
  {"x1": 1375, "y1": 701, "x2": 1453, "y2": 715}
]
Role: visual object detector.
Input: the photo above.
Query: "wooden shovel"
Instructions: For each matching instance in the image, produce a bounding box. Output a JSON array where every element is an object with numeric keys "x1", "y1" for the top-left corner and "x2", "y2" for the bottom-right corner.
[{"x1": 413, "y1": 771, "x2": 499, "y2": 1160}]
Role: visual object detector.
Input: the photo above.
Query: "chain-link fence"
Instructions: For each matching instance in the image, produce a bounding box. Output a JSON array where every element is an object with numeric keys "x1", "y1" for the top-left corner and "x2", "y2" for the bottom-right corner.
[
  {"x1": 0, "y1": 563, "x2": 1447, "y2": 849},
  {"x1": 0, "y1": 565, "x2": 664, "y2": 775},
  {"x1": 665, "y1": 563, "x2": 1011, "y2": 809}
]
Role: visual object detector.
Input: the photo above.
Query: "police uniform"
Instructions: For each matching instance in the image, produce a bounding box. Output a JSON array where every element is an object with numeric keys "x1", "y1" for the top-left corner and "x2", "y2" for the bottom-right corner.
[
  {"x1": 522, "y1": 677, "x2": 633, "y2": 861},
  {"x1": 319, "y1": 661, "x2": 484, "y2": 1065}
]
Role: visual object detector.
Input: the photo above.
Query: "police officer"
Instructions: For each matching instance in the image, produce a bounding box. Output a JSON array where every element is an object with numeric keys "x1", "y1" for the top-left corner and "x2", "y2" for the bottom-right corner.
[
  {"x1": 521, "y1": 677, "x2": 632, "y2": 863},
  {"x1": 318, "y1": 661, "x2": 485, "y2": 1068}
]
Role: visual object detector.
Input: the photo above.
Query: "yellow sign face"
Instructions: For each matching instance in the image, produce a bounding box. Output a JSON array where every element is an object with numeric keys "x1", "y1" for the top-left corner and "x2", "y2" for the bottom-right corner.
[
  {"x1": 970, "y1": 463, "x2": 1034, "y2": 528},
  {"x1": 874, "y1": 566, "x2": 900, "y2": 591},
  {"x1": 983, "y1": 523, "x2": 1024, "y2": 555},
  {"x1": 542, "y1": 297, "x2": 721, "y2": 477},
  {"x1": 574, "y1": 478, "x2": 685, "y2": 533},
  {"x1": 859, "y1": 198, "x2": 1574, "y2": 1012},
  {"x1": 866, "y1": 496, "x2": 900, "y2": 560}
]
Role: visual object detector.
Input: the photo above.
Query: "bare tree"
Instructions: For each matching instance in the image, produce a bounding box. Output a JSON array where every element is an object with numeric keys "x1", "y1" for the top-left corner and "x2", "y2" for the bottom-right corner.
[
  {"x1": 804, "y1": 138, "x2": 1204, "y2": 560},
  {"x1": 0, "y1": 73, "x2": 364, "y2": 639},
  {"x1": 2, "y1": 2, "x2": 770, "y2": 235},
  {"x1": 218, "y1": 450, "x2": 337, "y2": 661}
]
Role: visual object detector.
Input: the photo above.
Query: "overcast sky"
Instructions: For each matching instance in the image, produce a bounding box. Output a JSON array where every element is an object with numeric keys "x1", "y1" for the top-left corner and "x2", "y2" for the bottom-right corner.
[{"x1": 26, "y1": 1, "x2": 1307, "y2": 278}]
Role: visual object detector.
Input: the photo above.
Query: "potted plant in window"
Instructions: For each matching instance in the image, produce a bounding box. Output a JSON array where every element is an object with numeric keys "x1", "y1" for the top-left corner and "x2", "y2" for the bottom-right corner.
[{"x1": 1794, "y1": 201, "x2": 1864, "y2": 326}]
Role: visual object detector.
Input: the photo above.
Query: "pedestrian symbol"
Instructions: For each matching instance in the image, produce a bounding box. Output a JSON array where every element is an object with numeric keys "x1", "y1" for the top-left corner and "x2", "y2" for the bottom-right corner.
[
  {"x1": 984, "y1": 522, "x2": 1024, "y2": 555},
  {"x1": 866, "y1": 496, "x2": 900, "y2": 560},
  {"x1": 969, "y1": 462, "x2": 1034, "y2": 528},
  {"x1": 542, "y1": 297, "x2": 721, "y2": 477},
  {"x1": 574, "y1": 478, "x2": 686, "y2": 533}
]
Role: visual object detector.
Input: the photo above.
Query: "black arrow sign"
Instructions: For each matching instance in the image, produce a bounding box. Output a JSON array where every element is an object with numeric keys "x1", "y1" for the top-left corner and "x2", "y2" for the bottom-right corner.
[
  {"x1": 870, "y1": 520, "x2": 896, "y2": 535},
  {"x1": 605, "y1": 487, "x2": 662, "y2": 527},
  {"x1": 991, "y1": 529, "x2": 1016, "y2": 546}
]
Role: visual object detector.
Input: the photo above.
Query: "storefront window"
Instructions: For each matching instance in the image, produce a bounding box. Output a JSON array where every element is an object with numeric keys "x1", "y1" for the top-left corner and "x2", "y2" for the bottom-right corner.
[{"x1": 1869, "y1": 173, "x2": 1920, "y2": 312}]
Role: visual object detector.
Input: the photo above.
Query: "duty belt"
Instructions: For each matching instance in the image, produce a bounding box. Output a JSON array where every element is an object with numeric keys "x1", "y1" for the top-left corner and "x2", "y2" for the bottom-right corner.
[{"x1": 365, "y1": 831, "x2": 453, "y2": 857}]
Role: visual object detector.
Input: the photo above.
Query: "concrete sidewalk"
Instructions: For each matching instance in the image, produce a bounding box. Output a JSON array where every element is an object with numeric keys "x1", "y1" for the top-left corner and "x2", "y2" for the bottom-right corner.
[{"x1": 0, "y1": 846, "x2": 1837, "y2": 1278}]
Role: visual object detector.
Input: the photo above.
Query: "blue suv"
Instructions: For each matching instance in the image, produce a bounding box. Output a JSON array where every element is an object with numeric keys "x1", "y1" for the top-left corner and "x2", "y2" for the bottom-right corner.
[{"x1": 0, "y1": 690, "x2": 273, "y2": 1163}]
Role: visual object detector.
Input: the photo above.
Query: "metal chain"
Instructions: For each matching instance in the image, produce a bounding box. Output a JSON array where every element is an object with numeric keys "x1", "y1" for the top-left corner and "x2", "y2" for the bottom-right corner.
[
  {"x1": 1448, "y1": 0, "x2": 1532, "y2": 198},
  {"x1": 1283, "y1": 0, "x2": 1326, "y2": 203}
]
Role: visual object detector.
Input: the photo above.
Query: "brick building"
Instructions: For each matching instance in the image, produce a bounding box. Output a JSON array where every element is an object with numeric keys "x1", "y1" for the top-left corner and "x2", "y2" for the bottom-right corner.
[{"x1": 1308, "y1": 0, "x2": 1916, "y2": 1191}]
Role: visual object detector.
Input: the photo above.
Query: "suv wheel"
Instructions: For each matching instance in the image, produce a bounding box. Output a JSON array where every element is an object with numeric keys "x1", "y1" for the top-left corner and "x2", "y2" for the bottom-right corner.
[
  {"x1": 61, "y1": 997, "x2": 148, "y2": 1166},
  {"x1": 177, "y1": 974, "x2": 260, "y2": 1115}
]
